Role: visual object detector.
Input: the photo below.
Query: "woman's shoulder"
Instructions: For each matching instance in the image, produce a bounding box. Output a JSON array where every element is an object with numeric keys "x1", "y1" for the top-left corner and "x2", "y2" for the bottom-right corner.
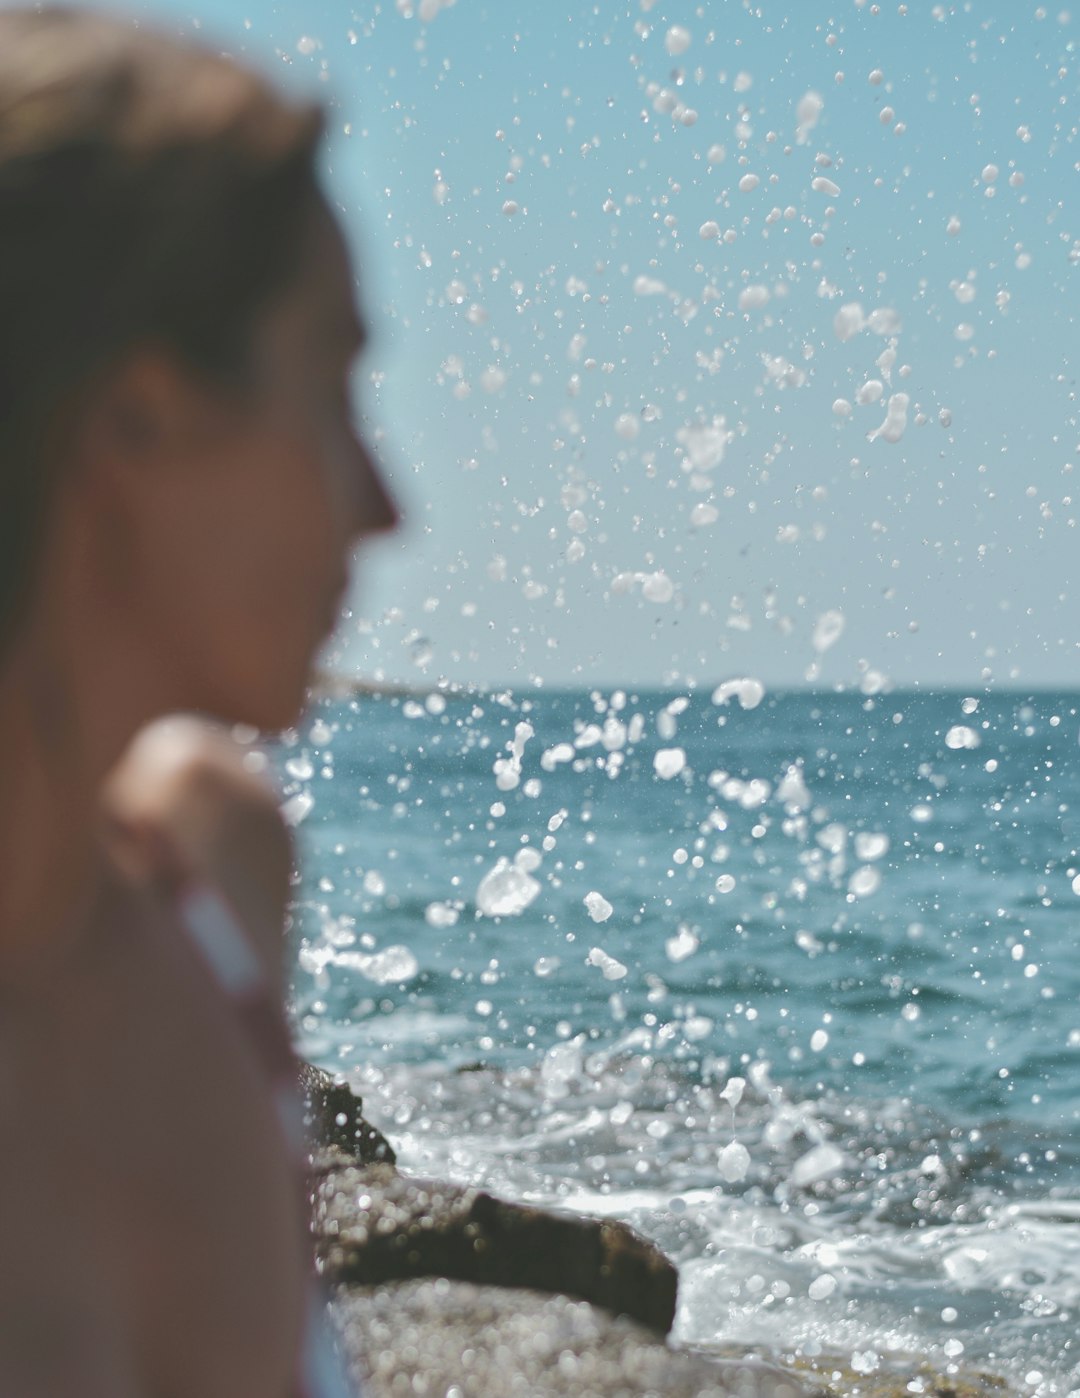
[{"x1": 100, "y1": 717, "x2": 293, "y2": 981}]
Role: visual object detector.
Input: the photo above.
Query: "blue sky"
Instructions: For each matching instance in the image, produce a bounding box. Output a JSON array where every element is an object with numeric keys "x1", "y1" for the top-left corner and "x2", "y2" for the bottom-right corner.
[{"x1": 57, "y1": 1, "x2": 1080, "y2": 689}]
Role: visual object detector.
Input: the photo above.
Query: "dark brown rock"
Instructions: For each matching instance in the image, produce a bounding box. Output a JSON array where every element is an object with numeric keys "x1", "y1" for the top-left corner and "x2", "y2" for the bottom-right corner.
[
  {"x1": 331, "y1": 1278, "x2": 807, "y2": 1398},
  {"x1": 312, "y1": 1156, "x2": 678, "y2": 1336},
  {"x1": 297, "y1": 1061, "x2": 396, "y2": 1166}
]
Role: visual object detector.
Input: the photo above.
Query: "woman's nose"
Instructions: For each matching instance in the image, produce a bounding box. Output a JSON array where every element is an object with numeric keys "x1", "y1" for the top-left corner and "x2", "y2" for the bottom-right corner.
[{"x1": 349, "y1": 432, "x2": 400, "y2": 540}]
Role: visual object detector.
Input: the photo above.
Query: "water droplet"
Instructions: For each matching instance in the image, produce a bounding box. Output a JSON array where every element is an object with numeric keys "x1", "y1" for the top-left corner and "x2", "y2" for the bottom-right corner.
[
  {"x1": 476, "y1": 858, "x2": 541, "y2": 917},
  {"x1": 584, "y1": 890, "x2": 614, "y2": 923},
  {"x1": 719, "y1": 1140, "x2": 751, "y2": 1182},
  {"x1": 664, "y1": 24, "x2": 691, "y2": 54},
  {"x1": 585, "y1": 946, "x2": 628, "y2": 980},
  {"x1": 654, "y1": 748, "x2": 687, "y2": 780}
]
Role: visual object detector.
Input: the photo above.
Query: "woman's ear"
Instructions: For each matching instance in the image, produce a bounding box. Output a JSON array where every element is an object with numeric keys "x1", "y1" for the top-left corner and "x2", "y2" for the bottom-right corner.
[
  {"x1": 61, "y1": 349, "x2": 229, "y2": 604},
  {"x1": 74, "y1": 348, "x2": 219, "y2": 485}
]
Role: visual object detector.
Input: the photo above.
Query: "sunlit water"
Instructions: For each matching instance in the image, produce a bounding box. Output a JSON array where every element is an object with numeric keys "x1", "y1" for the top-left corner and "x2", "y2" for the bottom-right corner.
[{"x1": 282, "y1": 688, "x2": 1080, "y2": 1392}]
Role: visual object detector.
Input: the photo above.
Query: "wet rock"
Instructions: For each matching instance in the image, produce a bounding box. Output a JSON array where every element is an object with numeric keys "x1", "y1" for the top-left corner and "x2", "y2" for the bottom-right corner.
[
  {"x1": 331, "y1": 1278, "x2": 807, "y2": 1398},
  {"x1": 312, "y1": 1156, "x2": 678, "y2": 1335},
  {"x1": 298, "y1": 1061, "x2": 396, "y2": 1166},
  {"x1": 789, "y1": 1355, "x2": 1011, "y2": 1398}
]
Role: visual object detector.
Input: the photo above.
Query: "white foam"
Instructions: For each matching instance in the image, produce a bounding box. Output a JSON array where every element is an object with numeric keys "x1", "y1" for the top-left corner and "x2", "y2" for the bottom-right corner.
[
  {"x1": 792, "y1": 1142, "x2": 845, "y2": 1186},
  {"x1": 332, "y1": 945, "x2": 419, "y2": 984},
  {"x1": 539, "y1": 1039, "x2": 583, "y2": 1098}
]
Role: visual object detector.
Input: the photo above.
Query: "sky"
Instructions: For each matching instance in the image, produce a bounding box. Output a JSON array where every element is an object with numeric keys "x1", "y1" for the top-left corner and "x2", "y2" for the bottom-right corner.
[{"x1": 54, "y1": 0, "x2": 1080, "y2": 690}]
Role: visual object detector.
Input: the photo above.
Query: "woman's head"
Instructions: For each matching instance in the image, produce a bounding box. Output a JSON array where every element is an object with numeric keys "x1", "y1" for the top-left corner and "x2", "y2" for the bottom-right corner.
[{"x1": 0, "y1": 8, "x2": 396, "y2": 729}]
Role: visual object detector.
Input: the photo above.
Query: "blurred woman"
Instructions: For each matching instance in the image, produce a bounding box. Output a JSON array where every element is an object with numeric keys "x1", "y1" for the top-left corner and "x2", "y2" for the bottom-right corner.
[{"x1": 0, "y1": 9, "x2": 396, "y2": 1393}]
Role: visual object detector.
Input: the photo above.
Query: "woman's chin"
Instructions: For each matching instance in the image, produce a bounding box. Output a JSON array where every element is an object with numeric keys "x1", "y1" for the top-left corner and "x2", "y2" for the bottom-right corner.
[
  {"x1": 252, "y1": 680, "x2": 317, "y2": 735},
  {"x1": 194, "y1": 665, "x2": 314, "y2": 737}
]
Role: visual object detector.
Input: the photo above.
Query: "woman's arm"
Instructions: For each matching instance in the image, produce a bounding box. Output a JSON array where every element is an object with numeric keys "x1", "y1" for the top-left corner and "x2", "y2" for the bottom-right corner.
[{"x1": 0, "y1": 1283, "x2": 147, "y2": 1398}]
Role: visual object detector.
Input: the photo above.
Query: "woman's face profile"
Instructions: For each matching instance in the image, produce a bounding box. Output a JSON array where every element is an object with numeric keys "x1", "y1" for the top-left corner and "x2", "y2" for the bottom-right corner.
[{"x1": 103, "y1": 207, "x2": 398, "y2": 731}]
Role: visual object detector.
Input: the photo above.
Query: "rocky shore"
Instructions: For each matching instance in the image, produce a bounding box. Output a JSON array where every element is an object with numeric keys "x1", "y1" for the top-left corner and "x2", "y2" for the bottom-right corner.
[{"x1": 300, "y1": 1063, "x2": 1014, "y2": 1398}]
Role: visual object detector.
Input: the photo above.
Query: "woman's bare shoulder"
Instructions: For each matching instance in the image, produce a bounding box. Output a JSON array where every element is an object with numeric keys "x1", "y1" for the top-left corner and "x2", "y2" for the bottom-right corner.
[{"x1": 100, "y1": 717, "x2": 293, "y2": 979}]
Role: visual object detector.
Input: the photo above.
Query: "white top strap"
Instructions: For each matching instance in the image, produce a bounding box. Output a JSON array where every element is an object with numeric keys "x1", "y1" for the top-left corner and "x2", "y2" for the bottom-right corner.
[{"x1": 175, "y1": 882, "x2": 265, "y2": 998}]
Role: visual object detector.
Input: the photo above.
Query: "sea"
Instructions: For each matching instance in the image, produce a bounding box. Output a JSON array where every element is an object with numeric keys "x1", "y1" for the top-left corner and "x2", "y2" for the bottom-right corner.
[{"x1": 279, "y1": 686, "x2": 1080, "y2": 1393}]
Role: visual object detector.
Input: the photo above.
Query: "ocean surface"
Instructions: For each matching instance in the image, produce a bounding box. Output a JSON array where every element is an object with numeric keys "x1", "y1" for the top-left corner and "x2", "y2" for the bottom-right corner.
[{"x1": 279, "y1": 687, "x2": 1080, "y2": 1392}]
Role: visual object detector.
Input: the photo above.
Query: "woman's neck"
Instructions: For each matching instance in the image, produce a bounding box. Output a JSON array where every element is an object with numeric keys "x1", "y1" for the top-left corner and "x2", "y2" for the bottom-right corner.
[
  {"x1": 0, "y1": 498, "x2": 210, "y2": 986},
  {"x1": 0, "y1": 619, "x2": 151, "y2": 988},
  {"x1": 0, "y1": 680, "x2": 95, "y2": 987}
]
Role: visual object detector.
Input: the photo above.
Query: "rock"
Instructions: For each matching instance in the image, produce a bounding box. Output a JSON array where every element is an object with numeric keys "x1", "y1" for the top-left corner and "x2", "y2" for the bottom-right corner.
[
  {"x1": 331, "y1": 1278, "x2": 807, "y2": 1398},
  {"x1": 312, "y1": 1156, "x2": 678, "y2": 1335},
  {"x1": 297, "y1": 1061, "x2": 396, "y2": 1166},
  {"x1": 788, "y1": 1355, "x2": 1011, "y2": 1398}
]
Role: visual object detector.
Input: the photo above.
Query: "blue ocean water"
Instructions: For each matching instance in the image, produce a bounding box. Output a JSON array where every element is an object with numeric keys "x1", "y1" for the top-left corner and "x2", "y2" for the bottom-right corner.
[{"x1": 281, "y1": 688, "x2": 1080, "y2": 1391}]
